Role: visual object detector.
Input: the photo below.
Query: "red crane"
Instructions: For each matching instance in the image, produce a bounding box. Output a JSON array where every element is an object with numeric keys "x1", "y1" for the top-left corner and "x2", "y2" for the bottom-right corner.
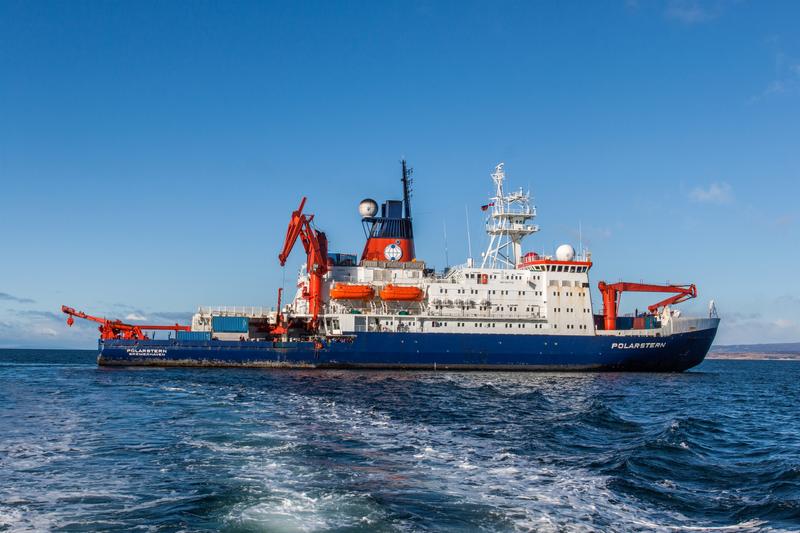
[
  {"x1": 61, "y1": 305, "x2": 191, "y2": 340},
  {"x1": 278, "y1": 197, "x2": 329, "y2": 330},
  {"x1": 597, "y1": 282, "x2": 697, "y2": 331}
]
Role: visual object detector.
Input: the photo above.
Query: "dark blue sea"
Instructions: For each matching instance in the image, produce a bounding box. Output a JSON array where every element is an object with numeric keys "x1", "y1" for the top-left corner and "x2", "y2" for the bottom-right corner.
[{"x1": 1, "y1": 350, "x2": 798, "y2": 532}]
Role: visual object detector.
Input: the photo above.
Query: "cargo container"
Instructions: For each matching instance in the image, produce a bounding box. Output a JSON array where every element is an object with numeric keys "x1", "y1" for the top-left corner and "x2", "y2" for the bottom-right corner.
[
  {"x1": 211, "y1": 316, "x2": 249, "y2": 333},
  {"x1": 176, "y1": 331, "x2": 212, "y2": 341},
  {"x1": 615, "y1": 316, "x2": 635, "y2": 330}
]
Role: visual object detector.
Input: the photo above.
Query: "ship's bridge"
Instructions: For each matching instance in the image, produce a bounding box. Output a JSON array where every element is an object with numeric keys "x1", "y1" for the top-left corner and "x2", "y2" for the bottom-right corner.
[{"x1": 517, "y1": 252, "x2": 593, "y2": 273}]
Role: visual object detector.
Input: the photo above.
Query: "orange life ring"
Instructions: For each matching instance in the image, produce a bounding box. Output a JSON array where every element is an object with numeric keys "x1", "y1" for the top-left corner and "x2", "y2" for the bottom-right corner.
[{"x1": 481, "y1": 274, "x2": 488, "y2": 284}]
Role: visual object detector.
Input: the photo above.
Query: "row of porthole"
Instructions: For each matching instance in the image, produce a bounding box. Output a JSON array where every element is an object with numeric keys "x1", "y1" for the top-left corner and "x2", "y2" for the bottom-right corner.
[{"x1": 430, "y1": 322, "x2": 548, "y2": 329}]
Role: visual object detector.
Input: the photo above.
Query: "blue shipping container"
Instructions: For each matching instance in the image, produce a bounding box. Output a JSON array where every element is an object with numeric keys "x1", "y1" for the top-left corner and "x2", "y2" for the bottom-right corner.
[
  {"x1": 616, "y1": 317, "x2": 635, "y2": 330},
  {"x1": 177, "y1": 331, "x2": 212, "y2": 341},
  {"x1": 211, "y1": 316, "x2": 249, "y2": 333}
]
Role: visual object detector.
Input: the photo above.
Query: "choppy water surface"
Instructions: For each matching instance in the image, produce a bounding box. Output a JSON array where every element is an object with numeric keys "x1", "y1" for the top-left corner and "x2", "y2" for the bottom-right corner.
[{"x1": 1, "y1": 350, "x2": 798, "y2": 532}]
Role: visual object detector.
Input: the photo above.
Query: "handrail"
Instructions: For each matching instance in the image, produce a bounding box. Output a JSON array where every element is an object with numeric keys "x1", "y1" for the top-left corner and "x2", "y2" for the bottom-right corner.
[{"x1": 197, "y1": 306, "x2": 273, "y2": 317}]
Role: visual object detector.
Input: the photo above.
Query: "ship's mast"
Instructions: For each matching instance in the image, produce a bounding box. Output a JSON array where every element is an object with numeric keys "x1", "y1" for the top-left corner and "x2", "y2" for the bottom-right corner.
[
  {"x1": 401, "y1": 159, "x2": 413, "y2": 220},
  {"x1": 481, "y1": 163, "x2": 539, "y2": 269}
]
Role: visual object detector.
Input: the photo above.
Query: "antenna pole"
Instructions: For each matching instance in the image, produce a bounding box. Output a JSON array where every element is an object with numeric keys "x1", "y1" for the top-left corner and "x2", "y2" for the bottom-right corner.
[
  {"x1": 465, "y1": 204, "x2": 473, "y2": 261},
  {"x1": 443, "y1": 220, "x2": 450, "y2": 267}
]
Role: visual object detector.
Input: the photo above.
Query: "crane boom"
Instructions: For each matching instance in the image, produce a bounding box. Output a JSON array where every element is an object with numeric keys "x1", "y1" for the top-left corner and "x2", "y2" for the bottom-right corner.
[
  {"x1": 278, "y1": 197, "x2": 329, "y2": 329},
  {"x1": 597, "y1": 282, "x2": 697, "y2": 331},
  {"x1": 61, "y1": 305, "x2": 190, "y2": 340}
]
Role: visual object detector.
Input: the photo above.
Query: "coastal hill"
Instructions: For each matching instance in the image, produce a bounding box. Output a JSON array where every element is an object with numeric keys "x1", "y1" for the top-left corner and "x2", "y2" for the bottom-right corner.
[{"x1": 710, "y1": 343, "x2": 800, "y2": 360}]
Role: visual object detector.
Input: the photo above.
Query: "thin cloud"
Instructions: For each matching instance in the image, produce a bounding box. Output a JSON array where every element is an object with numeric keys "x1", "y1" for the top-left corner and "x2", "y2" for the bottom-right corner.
[
  {"x1": 688, "y1": 182, "x2": 733, "y2": 204},
  {"x1": 151, "y1": 311, "x2": 193, "y2": 323},
  {"x1": 665, "y1": 0, "x2": 715, "y2": 24},
  {"x1": 751, "y1": 36, "x2": 800, "y2": 102},
  {"x1": 16, "y1": 309, "x2": 63, "y2": 321},
  {"x1": 751, "y1": 78, "x2": 795, "y2": 102},
  {"x1": 775, "y1": 294, "x2": 800, "y2": 309},
  {"x1": 715, "y1": 299, "x2": 800, "y2": 344},
  {"x1": 763, "y1": 80, "x2": 786, "y2": 96},
  {"x1": 716, "y1": 315, "x2": 800, "y2": 345},
  {"x1": 0, "y1": 292, "x2": 36, "y2": 304},
  {"x1": 124, "y1": 313, "x2": 148, "y2": 321},
  {"x1": 35, "y1": 327, "x2": 58, "y2": 337},
  {"x1": 0, "y1": 310, "x2": 97, "y2": 348},
  {"x1": 774, "y1": 213, "x2": 797, "y2": 227}
]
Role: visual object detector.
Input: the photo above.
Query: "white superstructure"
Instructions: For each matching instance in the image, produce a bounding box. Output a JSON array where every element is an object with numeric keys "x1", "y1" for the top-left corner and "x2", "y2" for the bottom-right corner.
[{"x1": 275, "y1": 163, "x2": 613, "y2": 338}]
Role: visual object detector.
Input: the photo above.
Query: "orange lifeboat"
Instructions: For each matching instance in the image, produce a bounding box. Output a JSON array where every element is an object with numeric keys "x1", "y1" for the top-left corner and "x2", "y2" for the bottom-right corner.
[
  {"x1": 330, "y1": 284, "x2": 375, "y2": 301},
  {"x1": 380, "y1": 284, "x2": 424, "y2": 301}
]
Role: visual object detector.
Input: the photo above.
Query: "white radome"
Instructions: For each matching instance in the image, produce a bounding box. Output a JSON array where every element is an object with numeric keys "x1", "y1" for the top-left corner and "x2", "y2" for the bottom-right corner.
[
  {"x1": 555, "y1": 244, "x2": 575, "y2": 262},
  {"x1": 359, "y1": 199, "x2": 378, "y2": 218}
]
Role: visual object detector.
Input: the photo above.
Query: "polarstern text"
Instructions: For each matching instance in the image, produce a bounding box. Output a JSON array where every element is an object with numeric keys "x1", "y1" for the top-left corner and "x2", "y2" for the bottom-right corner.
[
  {"x1": 126, "y1": 348, "x2": 167, "y2": 357},
  {"x1": 611, "y1": 342, "x2": 667, "y2": 349}
]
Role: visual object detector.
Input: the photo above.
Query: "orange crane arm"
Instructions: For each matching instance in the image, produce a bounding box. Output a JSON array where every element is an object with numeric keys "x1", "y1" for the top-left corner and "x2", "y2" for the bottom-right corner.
[
  {"x1": 62, "y1": 305, "x2": 190, "y2": 340},
  {"x1": 278, "y1": 197, "x2": 329, "y2": 329},
  {"x1": 596, "y1": 282, "x2": 697, "y2": 331},
  {"x1": 279, "y1": 197, "x2": 310, "y2": 265}
]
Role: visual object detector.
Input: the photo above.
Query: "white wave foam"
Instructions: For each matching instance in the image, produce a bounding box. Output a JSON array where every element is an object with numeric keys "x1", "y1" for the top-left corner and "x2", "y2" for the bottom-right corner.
[
  {"x1": 230, "y1": 489, "x2": 382, "y2": 533},
  {"x1": 218, "y1": 383, "x2": 796, "y2": 533}
]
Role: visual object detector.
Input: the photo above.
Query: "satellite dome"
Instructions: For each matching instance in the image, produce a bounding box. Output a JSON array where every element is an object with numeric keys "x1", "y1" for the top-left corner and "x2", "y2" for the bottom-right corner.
[
  {"x1": 555, "y1": 244, "x2": 576, "y2": 262},
  {"x1": 358, "y1": 198, "x2": 378, "y2": 218}
]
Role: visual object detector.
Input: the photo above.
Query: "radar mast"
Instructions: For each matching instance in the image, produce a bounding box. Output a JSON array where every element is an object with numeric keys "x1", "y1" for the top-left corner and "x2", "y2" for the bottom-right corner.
[{"x1": 481, "y1": 163, "x2": 539, "y2": 269}]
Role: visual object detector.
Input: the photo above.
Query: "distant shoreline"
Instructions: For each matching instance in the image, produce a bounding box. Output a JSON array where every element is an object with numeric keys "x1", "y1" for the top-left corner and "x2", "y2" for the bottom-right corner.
[{"x1": 707, "y1": 352, "x2": 800, "y2": 361}]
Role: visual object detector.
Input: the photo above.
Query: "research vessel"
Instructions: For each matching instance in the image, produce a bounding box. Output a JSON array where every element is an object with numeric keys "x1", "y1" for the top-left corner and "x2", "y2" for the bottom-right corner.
[{"x1": 63, "y1": 162, "x2": 719, "y2": 371}]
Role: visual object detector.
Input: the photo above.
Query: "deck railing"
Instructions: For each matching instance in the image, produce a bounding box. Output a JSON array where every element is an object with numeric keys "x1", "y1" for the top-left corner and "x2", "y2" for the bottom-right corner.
[{"x1": 197, "y1": 306, "x2": 273, "y2": 317}]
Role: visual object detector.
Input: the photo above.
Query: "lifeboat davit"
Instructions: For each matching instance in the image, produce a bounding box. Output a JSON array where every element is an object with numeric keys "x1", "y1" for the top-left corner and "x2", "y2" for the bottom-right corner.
[
  {"x1": 330, "y1": 284, "x2": 375, "y2": 301},
  {"x1": 380, "y1": 284, "x2": 424, "y2": 301}
]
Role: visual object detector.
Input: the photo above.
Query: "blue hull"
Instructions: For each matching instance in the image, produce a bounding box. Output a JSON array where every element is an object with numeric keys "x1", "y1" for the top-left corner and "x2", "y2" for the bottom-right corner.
[{"x1": 98, "y1": 326, "x2": 717, "y2": 372}]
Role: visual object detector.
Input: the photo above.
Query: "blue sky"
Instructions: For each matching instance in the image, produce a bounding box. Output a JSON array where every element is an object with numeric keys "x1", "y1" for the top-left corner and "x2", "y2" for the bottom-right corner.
[{"x1": 1, "y1": 0, "x2": 798, "y2": 348}]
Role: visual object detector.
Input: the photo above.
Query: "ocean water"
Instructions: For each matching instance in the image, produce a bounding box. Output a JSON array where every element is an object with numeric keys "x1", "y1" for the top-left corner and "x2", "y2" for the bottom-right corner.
[{"x1": 0, "y1": 350, "x2": 798, "y2": 532}]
